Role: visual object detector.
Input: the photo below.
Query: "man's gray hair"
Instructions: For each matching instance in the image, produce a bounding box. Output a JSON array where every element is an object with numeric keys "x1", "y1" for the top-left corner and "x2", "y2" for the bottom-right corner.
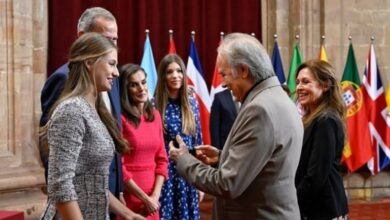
[
  {"x1": 218, "y1": 33, "x2": 275, "y2": 82},
  {"x1": 77, "y1": 7, "x2": 116, "y2": 33}
]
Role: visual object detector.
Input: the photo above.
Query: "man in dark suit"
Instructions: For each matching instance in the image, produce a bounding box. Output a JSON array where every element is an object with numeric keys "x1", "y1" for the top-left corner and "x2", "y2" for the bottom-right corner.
[
  {"x1": 40, "y1": 7, "x2": 133, "y2": 219},
  {"x1": 209, "y1": 89, "x2": 238, "y2": 149}
]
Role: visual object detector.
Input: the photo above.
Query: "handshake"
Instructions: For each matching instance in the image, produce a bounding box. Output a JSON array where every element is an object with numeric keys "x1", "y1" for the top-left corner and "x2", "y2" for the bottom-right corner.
[{"x1": 168, "y1": 135, "x2": 220, "y2": 166}]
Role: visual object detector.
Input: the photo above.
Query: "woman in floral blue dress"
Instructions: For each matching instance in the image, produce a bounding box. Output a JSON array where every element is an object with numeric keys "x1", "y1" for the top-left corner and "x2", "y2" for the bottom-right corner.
[{"x1": 154, "y1": 54, "x2": 202, "y2": 220}]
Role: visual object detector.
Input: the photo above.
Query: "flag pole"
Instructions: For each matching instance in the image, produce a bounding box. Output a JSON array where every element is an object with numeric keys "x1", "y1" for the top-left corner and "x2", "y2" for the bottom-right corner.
[
  {"x1": 145, "y1": 29, "x2": 150, "y2": 36},
  {"x1": 321, "y1": 35, "x2": 325, "y2": 49},
  {"x1": 348, "y1": 36, "x2": 352, "y2": 50},
  {"x1": 319, "y1": 35, "x2": 329, "y2": 62},
  {"x1": 274, "y1": 34, "x2": 278, "y2": 42},
  {"x1": 295, "y1": 34, "x2": 300, "y2": 51},
  {"x1": 220, "y1": 32, "x2": 225, "y2": 41},
  {"x1": 168, "y1": 29, "x2": 177, "y2": 54},
  {"x1": 295, "y1": 34, "x2": 300, "y2": 43},
  {"x1": 191, "y1": 31, "x2": 195, "y2": 42},
  {"x1": 169, "y1": 29, "x2": 173, "y2": 40},
  {"x1": 371, "y1": 36, "x2": 375, "y2": 44},
  {"x1": 251, "y1": 32, "x2": 256, "y2": 37}
]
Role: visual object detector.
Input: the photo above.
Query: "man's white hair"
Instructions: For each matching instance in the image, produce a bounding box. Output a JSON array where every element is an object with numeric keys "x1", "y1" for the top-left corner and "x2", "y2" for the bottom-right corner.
[{"x1": 77, "y1": 7, "x2": 116, "y2": 33}]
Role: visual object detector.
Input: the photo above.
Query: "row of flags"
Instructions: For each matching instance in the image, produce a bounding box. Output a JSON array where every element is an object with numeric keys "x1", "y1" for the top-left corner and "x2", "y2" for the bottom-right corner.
[{"x1": 139, "y1": 30, "x2": 390, "y2": 175}]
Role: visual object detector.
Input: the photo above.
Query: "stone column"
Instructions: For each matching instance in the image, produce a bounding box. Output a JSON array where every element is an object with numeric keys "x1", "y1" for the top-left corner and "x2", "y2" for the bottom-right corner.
[{"x1": 0, "y1": 0, "x2": 47, "y2": 219}]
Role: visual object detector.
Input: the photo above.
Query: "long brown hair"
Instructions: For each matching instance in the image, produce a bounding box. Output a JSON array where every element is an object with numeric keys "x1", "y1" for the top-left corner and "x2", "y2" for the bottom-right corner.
[
  {"x1": 50, "y1": 32, "x2": 128, "y2": 153},
  {"x1": 296, "y1": 59, "x2": 346, "y2": 129},
  {"x1": 154, "y1": 54, "x2": 196, "y2": 135},
  {"x1": 119, "y1": 64, "x2": 154, "y2": 127}
]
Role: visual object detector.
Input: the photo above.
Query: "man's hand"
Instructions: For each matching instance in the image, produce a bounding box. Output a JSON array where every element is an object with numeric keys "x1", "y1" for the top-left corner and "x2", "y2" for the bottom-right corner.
[
  {"x1": 195, "y1": 145, "x2": 220, "y2": 165},
  {"x1": 169, "y1": 135, "x2": 189, "y2": 162}
]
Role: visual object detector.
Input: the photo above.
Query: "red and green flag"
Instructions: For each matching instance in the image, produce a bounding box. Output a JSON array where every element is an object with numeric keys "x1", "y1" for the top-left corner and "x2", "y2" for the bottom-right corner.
[{"x1": 341, "y1": 43, "x2": 373, "y2": 172}]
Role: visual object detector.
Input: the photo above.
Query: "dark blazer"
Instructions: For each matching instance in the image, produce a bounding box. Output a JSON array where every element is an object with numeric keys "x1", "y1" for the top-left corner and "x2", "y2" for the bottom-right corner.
[
  {"x1": 39, "y1": 63, "x2": 124, "y2": 198},
  {"x1": 295, "y1": 111, "x2": 348, "y2": 220},
  {"x1": 210, "y1": 90, "x2": 238, "y2": 149}
]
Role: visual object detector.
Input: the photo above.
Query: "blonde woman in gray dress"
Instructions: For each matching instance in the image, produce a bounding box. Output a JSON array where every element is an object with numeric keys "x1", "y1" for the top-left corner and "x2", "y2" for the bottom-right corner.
[{"x1": 40, "y1": 33, "x2": 144, "y2": 220}]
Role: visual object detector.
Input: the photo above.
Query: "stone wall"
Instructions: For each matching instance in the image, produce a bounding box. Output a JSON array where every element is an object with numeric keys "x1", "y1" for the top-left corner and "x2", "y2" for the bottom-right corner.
[
  {"x1": 0, "y1": 0, "x2": 47, "y2": 219},
  {"x1": 262, "y1": 0, "x2": 390, "y2": 87}
]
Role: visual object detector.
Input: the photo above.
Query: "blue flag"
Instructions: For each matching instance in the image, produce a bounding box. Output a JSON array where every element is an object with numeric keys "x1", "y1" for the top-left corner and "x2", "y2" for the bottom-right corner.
[
  {"x1": 140, "y1": 35, "x2": 158, "y2": 98},
  {"x1": 271, "y1": 41, "x2": 285, "y2": 84}
]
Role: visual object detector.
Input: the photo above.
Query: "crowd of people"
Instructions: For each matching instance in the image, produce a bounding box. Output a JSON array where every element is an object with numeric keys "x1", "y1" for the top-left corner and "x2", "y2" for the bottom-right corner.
[{"x1": 39, "y1": 6, "x2": 349, "y2": 220}]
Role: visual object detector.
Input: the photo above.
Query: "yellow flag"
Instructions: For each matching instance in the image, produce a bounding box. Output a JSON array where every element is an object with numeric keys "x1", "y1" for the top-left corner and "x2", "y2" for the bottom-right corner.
[
  {"x1": 386, "y1": 85, "x2": 390, "y2": 112},
  {"x1": 319, "y1": 45, "x2": 328, "y2": 61}
]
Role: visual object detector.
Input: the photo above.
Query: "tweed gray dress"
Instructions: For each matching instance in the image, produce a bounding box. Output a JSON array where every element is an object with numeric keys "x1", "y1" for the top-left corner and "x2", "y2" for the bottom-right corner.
[{"x1": 40, "y1": 96, "x2": 115, "y2": 220}]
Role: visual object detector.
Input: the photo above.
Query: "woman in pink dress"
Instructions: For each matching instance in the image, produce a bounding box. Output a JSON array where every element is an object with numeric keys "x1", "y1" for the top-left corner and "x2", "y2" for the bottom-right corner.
[{"x1": 119, "y1": 64, "x2": 168, "y2": 219}]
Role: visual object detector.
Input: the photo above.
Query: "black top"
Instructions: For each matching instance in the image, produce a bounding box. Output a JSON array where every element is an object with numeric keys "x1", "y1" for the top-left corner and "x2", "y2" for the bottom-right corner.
[{"x1": 295, "y1": 110, "x2": 348, "y2": 220}]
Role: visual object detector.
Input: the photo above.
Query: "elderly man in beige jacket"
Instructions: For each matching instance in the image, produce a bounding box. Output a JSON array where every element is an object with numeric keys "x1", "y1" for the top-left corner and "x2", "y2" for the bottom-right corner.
[{"x1": 169, "y1": 33, "x2": 303, "y2": 220}]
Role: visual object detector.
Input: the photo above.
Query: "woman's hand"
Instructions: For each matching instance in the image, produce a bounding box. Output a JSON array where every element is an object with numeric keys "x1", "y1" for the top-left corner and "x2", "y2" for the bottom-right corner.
[
  {"x1": 108, "y1": 191, "x2": 145, "y2": 220},
  {"x1": 141, "y1": 193, "x2": 160, "y2": 216}
]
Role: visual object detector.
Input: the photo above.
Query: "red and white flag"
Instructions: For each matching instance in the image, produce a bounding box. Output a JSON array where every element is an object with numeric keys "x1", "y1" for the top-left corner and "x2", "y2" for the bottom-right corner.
[
  {"x1": 362, "y1": 43, "x2": 390, "y2": 174},
  {"x1": 186, "y1": 37, "x2": 211, "y2": 144},
  {"x1": 168, "y1": 30, "x2": 176, "y2": 54},
  {"x1": 210, "y1": 34, "x2": 225, "y2": 103}
]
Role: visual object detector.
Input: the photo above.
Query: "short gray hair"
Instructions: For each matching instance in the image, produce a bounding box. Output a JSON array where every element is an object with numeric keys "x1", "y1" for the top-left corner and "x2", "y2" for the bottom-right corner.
[
  {"x1": 77, "y1": 7, "x2": 116, "y2": 33},
  {"x1": 217, "y1": 33, "x2": 275, "y2": 82}
]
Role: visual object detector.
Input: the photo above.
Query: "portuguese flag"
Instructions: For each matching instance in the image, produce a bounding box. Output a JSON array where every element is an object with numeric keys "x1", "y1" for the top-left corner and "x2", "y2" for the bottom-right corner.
[{"x1": 341, "y1": 43, "x2": 373, "y2": 172}]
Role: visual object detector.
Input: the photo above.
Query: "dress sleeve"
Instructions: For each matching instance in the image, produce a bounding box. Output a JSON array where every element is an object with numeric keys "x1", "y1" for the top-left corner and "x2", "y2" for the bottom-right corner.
[
  {"x1": 121, "y1": 115, "x2": 133, "y2": 183},
  {"x1": 47, "y1": 102, "x2": 85, "y2": 203},
  {"x1": 153, "y1": 110, "x2": 169, "y2": 180}
]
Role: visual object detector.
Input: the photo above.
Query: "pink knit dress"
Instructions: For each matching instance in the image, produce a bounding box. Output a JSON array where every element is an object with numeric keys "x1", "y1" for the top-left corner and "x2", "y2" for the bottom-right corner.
[{"x1": 121, "y1": 110, "x2": 168, "y2": 220}]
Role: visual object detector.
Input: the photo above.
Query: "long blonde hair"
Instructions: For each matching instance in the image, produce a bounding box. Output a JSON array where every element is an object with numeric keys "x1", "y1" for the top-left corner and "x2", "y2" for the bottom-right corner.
[
  {"x1": 50, "y1": 33, "x2": 128, "y2": 153},
  {"x1": 154, "y1": 54, "x2": 196, "y2": 135},
  {"x1": 296, "y1": 59, "x2": 346, "y2": 129}
]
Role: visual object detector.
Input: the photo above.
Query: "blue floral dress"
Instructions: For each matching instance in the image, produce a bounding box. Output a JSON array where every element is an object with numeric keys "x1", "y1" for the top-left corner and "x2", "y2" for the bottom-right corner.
[{"x1": 159, "y1": 95, "x2": 202, "y2": 220}]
